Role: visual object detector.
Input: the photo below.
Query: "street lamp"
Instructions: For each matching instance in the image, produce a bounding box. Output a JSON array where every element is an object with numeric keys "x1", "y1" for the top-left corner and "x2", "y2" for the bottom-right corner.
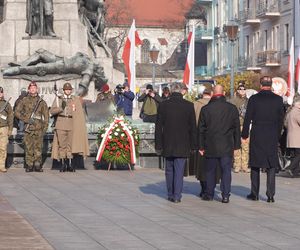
[
  {"x1": 225, "y1": 24, "x2": 239, "y2": 98},
  {"x1": 149, "y1": 46, "x2": 160, "y2": 84}
]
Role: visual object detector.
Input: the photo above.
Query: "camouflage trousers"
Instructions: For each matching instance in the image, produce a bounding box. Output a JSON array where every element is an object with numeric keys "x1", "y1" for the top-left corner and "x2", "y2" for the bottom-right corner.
[
  {"x1": 23, "y1": 132, "x2": 44, "y2": 167},
  {"x1": 0, "y1": 126, "x2": 9, "y2": 170},
  {"x1": 234, "y1": 140, "x2": 249, "y2": 172}
]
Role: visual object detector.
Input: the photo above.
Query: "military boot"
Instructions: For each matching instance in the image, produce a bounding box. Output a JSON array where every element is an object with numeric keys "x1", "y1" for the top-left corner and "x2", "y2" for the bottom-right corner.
[
  {"x1": 25, "y1": 163, "x2": 33, "y2": 172},
  {"x1": 67, "y1": 159, "x2": 75, "y2": 172},
  {"x1": 45, "y1": 15, "x2": 56, "y2": 37},
  {"x1": 34, "y1": 162, "x2": 43, "y2": 172},
  {"x1": 60, "y1": 159, "x2": 68, "y2": 172}
]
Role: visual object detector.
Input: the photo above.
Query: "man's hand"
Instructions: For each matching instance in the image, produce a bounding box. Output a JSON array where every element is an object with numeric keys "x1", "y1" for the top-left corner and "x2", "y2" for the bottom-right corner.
[
  {"x1": 149, "y1": 92, "x2": 155, "y2": 98},
  {"x1": 199, "y1": 149, "x2": 205, "y2": 156}
]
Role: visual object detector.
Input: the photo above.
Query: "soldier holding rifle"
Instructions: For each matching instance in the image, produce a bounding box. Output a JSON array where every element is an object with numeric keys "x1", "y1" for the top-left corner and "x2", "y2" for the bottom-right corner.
[
  {"x1": 0, "y1": 87, "x2": 13, "y2": 173},
  {"x1": 15, "y1": 82, "x2": 49, "y2": 172}
]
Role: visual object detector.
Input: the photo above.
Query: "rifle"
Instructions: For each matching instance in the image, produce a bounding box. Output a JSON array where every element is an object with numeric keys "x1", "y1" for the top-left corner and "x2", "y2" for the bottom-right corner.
[
  {"x1": 24, "y1": 95, "x2": 44, "y2": 133},
  {"x1": 51, "y1": 83, "x2": 59, "y2": 128},
  {"x1": 0, "y1": 97, "x2": 12, "y2": 114}
]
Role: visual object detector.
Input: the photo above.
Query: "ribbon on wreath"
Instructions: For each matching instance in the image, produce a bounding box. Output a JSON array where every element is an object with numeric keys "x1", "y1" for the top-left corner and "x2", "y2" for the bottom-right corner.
[{"x1": 96, "y1": 116, "x2": 137, "y2": 164}]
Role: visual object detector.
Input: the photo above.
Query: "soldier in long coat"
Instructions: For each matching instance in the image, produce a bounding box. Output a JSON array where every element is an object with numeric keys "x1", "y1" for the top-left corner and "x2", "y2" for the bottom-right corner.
[
  {"x1": 242, "y1": 76, "x2": 284, "y2": 202},
  {"x1": 15, "y1": 82, "x2": 49, "y2": 172},
  {"x1": 50, "y1": 82, "x2": 89, "y2": 172}
]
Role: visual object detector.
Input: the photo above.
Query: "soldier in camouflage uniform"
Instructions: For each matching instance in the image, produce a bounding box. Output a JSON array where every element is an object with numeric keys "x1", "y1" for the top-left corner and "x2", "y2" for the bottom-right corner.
[
  {"x1": 229, "y1": 81, "x2": 250, "y2": 173},
  {"x1": 0, "y1": 87, "x2": 13, "y2": 173},
  {"x1": 15, "y1": 82, "x2": 49, "y2": 172}
]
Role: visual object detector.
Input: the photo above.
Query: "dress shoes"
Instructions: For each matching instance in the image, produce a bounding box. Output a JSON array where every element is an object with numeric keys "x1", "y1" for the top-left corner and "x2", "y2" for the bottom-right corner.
[
  {"x1": 267, "y1": 196, "x2": 275, "y2": 203},
  {"x1": 222, "y1": 197, "x2": 230, "y2": 203},
  {"x1": 172, "y1": 199, "x2": 181, "y2": 203},
  {"x1": 247, "y1": 193, "x2": 259, "y2": 201},
  {"x1": 202, "y1": 195, "x2": 213, "y2": 201},
  {"x1": 167, "y1": 197, "x2": 173, "y2": 202}
]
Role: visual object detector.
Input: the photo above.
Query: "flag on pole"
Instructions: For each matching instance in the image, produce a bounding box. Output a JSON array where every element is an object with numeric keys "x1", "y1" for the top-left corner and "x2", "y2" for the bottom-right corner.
[
  {"x1": 183, "y1": 25, "x2": 195, "y2": 90},
  {"x1": 287, "y1": 37, "x2": 295, "y2": 104},
  {"x1": 122, "y1": 19, "x2": 142, "y2": 95},
  {"x1": 296, "y1": 48, "x2": 300, "y2": 94}
]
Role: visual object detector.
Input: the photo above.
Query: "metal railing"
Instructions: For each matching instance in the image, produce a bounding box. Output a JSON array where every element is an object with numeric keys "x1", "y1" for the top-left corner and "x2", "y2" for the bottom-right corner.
[
  {"x1": 256, "y1": 0, "x2": 280, "y2": 16},
  {"x1": 239, "y1": 8, "x2": 258, "y2": 23},
  {"x1": 195, "y1": 66, "x2": 214, "y2": 76},
  {"x1": 257, "y1": 50, "x2": 281, "y2": 65},
  {"x1": 195, "y1": 27, "x2": 214, "y2": 40}
]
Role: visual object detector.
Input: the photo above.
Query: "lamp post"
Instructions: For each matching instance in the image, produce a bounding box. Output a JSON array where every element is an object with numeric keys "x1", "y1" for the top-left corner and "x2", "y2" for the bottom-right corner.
[
  {"x1": 149, "y1": 46, "x2": 159, "y2": 84},
  {"x1": 225, "y1": 24, "x2": 239, "y2": 98}
]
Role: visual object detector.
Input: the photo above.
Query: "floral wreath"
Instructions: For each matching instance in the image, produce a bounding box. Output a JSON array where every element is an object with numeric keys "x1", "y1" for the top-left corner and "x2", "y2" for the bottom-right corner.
[{"x1": 96, "y1": 115, "x2": 140, "y2": 165}]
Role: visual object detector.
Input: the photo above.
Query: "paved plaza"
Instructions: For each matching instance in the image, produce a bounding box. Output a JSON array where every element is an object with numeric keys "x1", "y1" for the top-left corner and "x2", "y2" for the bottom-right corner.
[{"x1": 1, "y1": 160, "x2": 300, "y2": 250}]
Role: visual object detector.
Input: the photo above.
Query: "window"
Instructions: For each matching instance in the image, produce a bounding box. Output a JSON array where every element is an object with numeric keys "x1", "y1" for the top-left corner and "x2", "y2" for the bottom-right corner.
[
  {"x1": 246, "y1": 35, "x2": 250, "y2": 57},
  {"x1": 284, "y1": 24, "x2": 289, "y2": 51},
  {"x1": 141, "y1": 39, "x2": 150, "y2": 63}
]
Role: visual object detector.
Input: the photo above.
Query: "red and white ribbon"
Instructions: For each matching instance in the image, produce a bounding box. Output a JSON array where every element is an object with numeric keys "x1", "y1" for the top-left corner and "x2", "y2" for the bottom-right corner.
[{"x1": 96, "y1": 116, "x2": 137, "y2": 164}]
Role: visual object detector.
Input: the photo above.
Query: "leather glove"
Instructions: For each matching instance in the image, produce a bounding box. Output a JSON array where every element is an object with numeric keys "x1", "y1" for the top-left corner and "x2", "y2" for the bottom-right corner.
[
  {"x1": 28, "y1": 118, "x2": 35, "y2": 125},
  {"x1": 61, "y1": 100, "x2": 67, "y2": 110}
]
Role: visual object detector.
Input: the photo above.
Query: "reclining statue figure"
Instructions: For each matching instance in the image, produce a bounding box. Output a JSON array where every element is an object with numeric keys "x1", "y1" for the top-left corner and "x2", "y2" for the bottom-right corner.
[{"x1": 2, "y1": 49, "x2": 107, "y2": 96}]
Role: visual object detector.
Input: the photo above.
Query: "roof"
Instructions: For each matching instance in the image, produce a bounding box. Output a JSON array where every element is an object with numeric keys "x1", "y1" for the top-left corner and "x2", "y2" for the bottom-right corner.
[{"x1": 105, "y1": 0, "x2": 195, "y2": 29}]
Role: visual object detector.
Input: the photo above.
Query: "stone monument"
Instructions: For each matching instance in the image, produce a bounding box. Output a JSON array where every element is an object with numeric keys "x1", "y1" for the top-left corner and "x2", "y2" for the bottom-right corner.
[{"x1": 0, "y1": 0, "x2": 123, "y2": 105}]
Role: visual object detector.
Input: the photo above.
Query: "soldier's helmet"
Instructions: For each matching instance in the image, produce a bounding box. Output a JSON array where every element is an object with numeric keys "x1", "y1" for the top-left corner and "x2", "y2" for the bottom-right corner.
[
  {"x1": 28, "y1": 81, "x2": 37, "y2": 89},
  {"x1": 63, "y1": 82, "x2": 73, "y2": 90}
]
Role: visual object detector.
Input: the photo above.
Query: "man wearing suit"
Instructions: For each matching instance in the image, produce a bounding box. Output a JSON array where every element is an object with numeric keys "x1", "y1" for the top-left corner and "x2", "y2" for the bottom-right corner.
[
  {"x1": 198, "y1": 85, "x2": 241, "y2": 203},
  {"x1": 242, "y1": 76, "x2": 284, "y2": 203},
  {"x1": 155, "y1": 83, "x2": 197, "y2": 203}
]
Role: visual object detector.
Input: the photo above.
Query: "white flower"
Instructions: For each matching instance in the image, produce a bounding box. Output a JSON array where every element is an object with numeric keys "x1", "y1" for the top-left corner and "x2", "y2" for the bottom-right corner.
[
  {"x1": 135, "y1": 135, "x2": 138, "y2": 139},
  {"x1": 114, "y1": 132, "x2": 118, "y2": 136},
  {"x1": 128, "y1": 126, "x2": 132, "y2": 129},
  {"x1": 129, "y1": 131, "x2": 133, "y2": 134},
  {"x1": 116, "y1": 128, "x2": 120, "y2": 132},
  {"x1": 108, "y1": 135, "x2": 112, "y2": 139},
  {"x1": 121, "y1": 133, "x2": 125, "y2": 137},
  {"x1": 101, "y1": 134, "x2": 104, "y2": 138}
]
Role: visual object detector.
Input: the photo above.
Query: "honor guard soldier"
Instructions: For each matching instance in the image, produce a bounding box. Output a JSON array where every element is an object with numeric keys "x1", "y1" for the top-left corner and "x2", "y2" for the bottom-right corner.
[
  {"x1": 15, "y1": 82, "x2": 49, "y2": 172},
  {"x1": 50, "y1": 82, "x2": 89, "y2": 172},
  {"x1": 0, "y1": 87, "x2": 13, "y2": 173}
]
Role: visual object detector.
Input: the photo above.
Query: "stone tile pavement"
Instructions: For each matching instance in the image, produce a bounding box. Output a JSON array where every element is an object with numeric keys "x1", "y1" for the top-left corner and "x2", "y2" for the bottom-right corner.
[{"x1": 1, "y1": 160, "x2": 300, "y2": 249}]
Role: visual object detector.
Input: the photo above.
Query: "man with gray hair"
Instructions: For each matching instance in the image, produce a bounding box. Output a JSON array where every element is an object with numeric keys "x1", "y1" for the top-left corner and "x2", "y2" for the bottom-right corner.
[{"x1": 155, "y1": 83, "x2": 197, "y2": 203}]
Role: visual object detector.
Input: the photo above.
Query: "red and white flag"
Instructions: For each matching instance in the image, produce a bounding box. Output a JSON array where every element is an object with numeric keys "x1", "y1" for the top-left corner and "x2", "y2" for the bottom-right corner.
[
  {"x1": 183, "y1": 25, "x2": 195, "y2": 90},
  {"x1": 296, "y1": 48, "x2": 300, "y2": 94},
  {"x1": 287, "y1": 37, "x2": 295, "y2": 104},
  {"x1": 122, "y1": 19, "x2": 142, "y2": 95}
]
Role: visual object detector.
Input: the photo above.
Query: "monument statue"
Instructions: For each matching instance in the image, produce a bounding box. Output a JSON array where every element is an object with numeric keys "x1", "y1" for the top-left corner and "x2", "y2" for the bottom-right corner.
[
  {"x1": 2, "y1": 49, "x2": 107, "y2": 96},
  {"x1": 78, "y1": 0, "x2": 111, "y2": 57},
  {"x1": 26, "y1": 0, "x2": 56, "y2": 37}
]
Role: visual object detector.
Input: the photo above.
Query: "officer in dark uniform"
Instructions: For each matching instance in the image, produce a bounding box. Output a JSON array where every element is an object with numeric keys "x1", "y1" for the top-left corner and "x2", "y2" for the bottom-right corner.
[
  {"x1": 242, "y1": 76, "x2": 284, "y2": 202},
  {"x1": 15, "y1": 82, "x2": 49, "y2": 172}
]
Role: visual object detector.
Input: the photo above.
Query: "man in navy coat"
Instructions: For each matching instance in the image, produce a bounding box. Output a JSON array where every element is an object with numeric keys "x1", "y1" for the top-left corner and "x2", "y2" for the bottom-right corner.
[
  {"x1": 155, "y1": 83, "x2": 197, "y2": 203},
  {"x1": 198, "y1": 85, "x2": 241, "y2": 203},
  {"x1": 242, "y1": 76, "x2": 284, "y2": 202}
]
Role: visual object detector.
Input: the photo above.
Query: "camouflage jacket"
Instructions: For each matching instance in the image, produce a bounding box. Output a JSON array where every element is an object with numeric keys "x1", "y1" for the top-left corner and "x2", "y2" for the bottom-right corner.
[
  {"x1": 229, "y1": 96, "x2": 248, "y2": 125},
  {"x1": 0, "y1": 99, "x2": 13, "y2": 132},
  {"x1": 15, "y1": 95, "x2": 49, "y2": 133}
]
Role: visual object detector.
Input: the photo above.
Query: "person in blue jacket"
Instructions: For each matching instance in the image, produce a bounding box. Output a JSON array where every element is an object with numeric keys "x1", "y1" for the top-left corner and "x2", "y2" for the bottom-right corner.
[{"x1": 114, "y1": 82, "x2": 135, "y2": 117}]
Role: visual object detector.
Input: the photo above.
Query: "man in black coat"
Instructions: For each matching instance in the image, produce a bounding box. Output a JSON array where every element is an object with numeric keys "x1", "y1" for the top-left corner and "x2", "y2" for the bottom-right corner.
[
  {"x1": 242, "y1": 76, "x2": 284, "y2": 203},
  {"x1": 199, "y1": 85, "x2": 241, "y2": 203},
  {"x1": 155, "y1": 83, "x2": 197, "y2": 203}
]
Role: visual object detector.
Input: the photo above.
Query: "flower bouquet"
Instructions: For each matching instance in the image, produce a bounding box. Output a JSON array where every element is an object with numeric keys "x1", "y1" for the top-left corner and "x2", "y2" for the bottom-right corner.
[{"x1": 96, "y1": 115, "x2": 140, "y2": 165}]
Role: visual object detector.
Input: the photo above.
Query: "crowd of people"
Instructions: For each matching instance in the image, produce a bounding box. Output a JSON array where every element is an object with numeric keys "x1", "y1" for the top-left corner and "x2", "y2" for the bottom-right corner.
[{"x1": 0, "y1": 77, "x2": 299, "y2": 205}]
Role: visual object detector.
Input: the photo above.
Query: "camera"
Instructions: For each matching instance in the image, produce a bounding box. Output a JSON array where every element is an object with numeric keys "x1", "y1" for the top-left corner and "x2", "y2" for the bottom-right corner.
[{"x1": 115, "y1": 84, "x2": 124, "y2": 94}]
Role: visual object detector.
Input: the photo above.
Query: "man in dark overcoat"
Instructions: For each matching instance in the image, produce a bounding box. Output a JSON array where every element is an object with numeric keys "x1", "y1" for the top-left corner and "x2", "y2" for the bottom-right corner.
[
  {"x1": 198, "y1": 85, "x2": 241, "y2": 203},
  {"x1": 242, "y1": 76, "x2": 284, "y2": 202},
  {"x1": 155, "y1": 83, "x2": 197, "y2": 203}
]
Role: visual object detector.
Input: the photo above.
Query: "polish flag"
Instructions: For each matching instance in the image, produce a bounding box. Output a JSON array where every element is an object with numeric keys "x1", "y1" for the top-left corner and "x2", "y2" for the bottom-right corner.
[
  {"x1": 287, "y1": 37, "x2": 295, "y2": 104},
  {"x1": 122, "y1": 19, "x2": 142, "y2": 95},
  {"x1": 296, "y1": 48, "x2": 300, "y2": 94},
  {"x1": 183, "y1": 25, "x2": 195, "y2": 90}
]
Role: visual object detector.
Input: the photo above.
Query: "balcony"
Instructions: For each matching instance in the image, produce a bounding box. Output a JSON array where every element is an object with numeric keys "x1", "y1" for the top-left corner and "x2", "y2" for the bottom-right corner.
[
  {"x1": 238, "y1": 56, "x2": 262, "y2": 71},
  {"x1": 257, "y1": 50, "x2": 281, "y2": 66},
  {"x1": 256, "y1": 1, "x2": 280, "y2": 18},
  {"x1": 195, "y1": 66, "x2": 214, "y2": 77},
  {"x1": 239, "y1": 9, "x2": 260, "y2": 25},
  {"x1": 195, "y1": 27, "x2": 214, "y2": 41}
]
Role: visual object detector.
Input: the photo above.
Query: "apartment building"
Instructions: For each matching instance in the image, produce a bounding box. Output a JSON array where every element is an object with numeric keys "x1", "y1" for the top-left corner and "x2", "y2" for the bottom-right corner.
[{"x1": 239, "y1": 0, "x2": 294, "y2": 76}]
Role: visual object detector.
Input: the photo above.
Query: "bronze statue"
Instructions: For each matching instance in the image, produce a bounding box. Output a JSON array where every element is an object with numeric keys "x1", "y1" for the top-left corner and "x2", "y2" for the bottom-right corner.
[
  {"x1": 2, "y1": 49, "x2": 107, "y2": 96},
  {"x1": 26, "y1": 0, "x2": 56, "y2": 37}
]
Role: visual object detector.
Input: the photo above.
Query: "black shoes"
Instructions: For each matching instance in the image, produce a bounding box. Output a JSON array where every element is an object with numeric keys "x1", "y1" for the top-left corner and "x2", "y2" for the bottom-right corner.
[
  {"x1": 167, "y1": 198, "x2": 181, "y2": 203},
  {"x1": 202, "y1": 195, "x2": 213, "y2": 201},
  {"x1": 267, "y1": 196, "x2": 275, "y2": 203},
  {"x1": 246, "y1": 193, "x2": 259, "y2": 201},
  {"x1": 222, "y1": 197, "x2": 230, "y2": 203}
]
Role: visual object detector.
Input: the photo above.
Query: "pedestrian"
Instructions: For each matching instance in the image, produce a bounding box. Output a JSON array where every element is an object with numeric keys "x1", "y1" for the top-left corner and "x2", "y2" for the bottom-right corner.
[
  {"x1": 193, "y1": 84, "x2": 213, "y2": 197},
  {"x1": 284, "y1": 96, "x2": 300, "y2": 177},
  {"x1": 155, "y1": 83, "x2": 197, "y2": 203},
  {"x1": 199, "y1": 85, "x2": 241, "y2": 203},
  {"x1": 50, "y1": 82, "x2": 90, "y2": 172},
  {"x1": 161, "y1": 86, "x2": 170, "y2": 100},
  {"x1": 229, "y1": 81, "x2": 250, "y2": 173},
  {"x1": 114, "y1": 82, "x2": 135, "y2": 117},
  {"x1": 0, "y1": 87, "x2": 13, "y2": 173},
  {"x1": 138, "y1": 84, "x2": 162, "y2": 123},
  {"x1": 242, "y1": 76, "x2": 284, "y2": 203},
  {"x1": 15, "y1": 82, "x2": 49, "y2": 172}
]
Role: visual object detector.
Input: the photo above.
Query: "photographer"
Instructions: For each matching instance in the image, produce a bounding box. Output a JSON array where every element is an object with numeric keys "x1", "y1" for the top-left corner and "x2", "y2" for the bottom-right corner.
[
  {"x1": 114, "y1": 82, "x2": 135, "y2": 117},
  {"x1": 138, "y1": 84, "x2": 162, "y2": 123}
]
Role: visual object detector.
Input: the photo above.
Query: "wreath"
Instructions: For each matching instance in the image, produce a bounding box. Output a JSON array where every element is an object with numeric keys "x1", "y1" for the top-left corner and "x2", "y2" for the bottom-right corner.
[{"x1": 96, "y1": 115, "x2": 140, "y2": 165}]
